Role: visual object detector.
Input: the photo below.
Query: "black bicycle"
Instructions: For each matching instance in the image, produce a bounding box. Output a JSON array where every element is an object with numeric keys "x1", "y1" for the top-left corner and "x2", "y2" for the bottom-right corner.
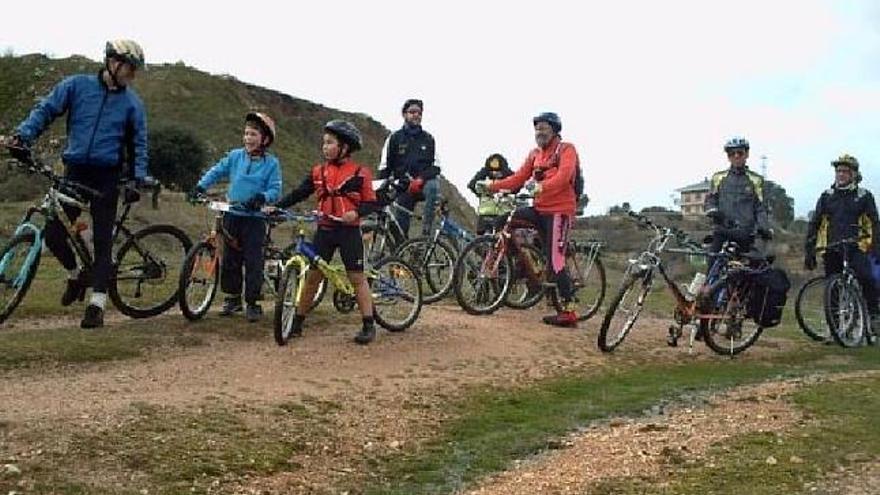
[{"x1": 0, "y1": 145, "x2": 192, "y2": 323}]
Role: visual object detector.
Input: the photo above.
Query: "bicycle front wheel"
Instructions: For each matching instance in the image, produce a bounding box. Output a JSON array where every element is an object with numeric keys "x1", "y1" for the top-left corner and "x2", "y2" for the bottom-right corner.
[
  {"x1": 794, "y1": 276, "x2": 830, "y2": 342},
  {"x1": 397, "y1": 236, "x2": 457, "y2": 304},
  {"x1": 110, "y1": 224, "x2": 191, "y2": 318},
  {"x1": 274, "y1": 262, "x2": 304, "y2": 346},
  {"x1": 0, "y1": 232, "x2": 41, "y2": 324},
  {"x1": 178, "y1": 241, "x2": 219, "y2": 321},
  {"x1": 825, "y1": 273, "x2": 868, "y2": 347},
  {"x1": 370, "y1": 256, "x2": 422, "y2": 332},
  {"x1": 597, "y1": 271, "x2": 651, "y2": 352},
  {"x1": 453, "y1": 236, "x2": 511, "y2": 315},
  {"x1": 703, "y1": 280, "x2": 764, "y2": 356}
]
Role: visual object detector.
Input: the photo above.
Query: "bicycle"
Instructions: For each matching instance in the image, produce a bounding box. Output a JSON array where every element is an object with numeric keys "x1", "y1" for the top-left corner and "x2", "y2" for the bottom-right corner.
[
  {"x1": 273, "y1": 211, "x2": 422, "y2": 345},
  {"x1": 178, "y1": 197, "x2": 323, "y2": 320},
  {"x1": 820, "y1": 235, "x2": 876, "y2": 347},
  {"x1": 396, "y1": 198, "x2": 474, "y2": 304},
  {"x1": 0, "y1": 145, "x2": 192, "y2": 323},
  {"x1": 598, "y1": 210, "x2": 773, "y2": 356},
  {"x1": 452, "y1": 192, "x2": 606, "y2": 319}
]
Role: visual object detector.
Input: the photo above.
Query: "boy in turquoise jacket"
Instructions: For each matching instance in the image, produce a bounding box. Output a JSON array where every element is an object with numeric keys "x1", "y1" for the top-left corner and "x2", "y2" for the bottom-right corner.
[{"x1": 191, "y1": 112, "x2": 282, "y2": 321}]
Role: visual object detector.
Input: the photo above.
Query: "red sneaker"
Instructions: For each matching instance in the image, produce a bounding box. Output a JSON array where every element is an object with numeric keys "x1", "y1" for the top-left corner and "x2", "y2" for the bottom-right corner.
[{"x1": 542, "y1": 310, "x2": 578, "y2": 328}]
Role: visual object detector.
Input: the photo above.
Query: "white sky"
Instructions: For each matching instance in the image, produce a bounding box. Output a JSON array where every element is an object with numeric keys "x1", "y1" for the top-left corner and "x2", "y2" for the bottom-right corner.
[{"x1": 2, "y1": 0, "x2": 878, "y2": 217}]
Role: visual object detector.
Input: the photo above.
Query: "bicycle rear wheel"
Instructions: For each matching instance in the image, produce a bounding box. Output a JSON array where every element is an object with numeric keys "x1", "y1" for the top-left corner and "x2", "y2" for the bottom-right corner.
[
  {"x1": 370, "y1": 256, "x2": 422, "y2": 332},
  {"x1": 549, "y1": 246, "x2": 607, "y2": 321},
  {"x1": 274, "y1": 263, "x2": 304, "y2": 346},
  {"x1": 178, "y1": 241, "x2": 219, "y2": 321},
  {"x1": 597, "y1": 271, "x2": 651, "y2": 352},
  {"x1": 794, "y1": 276, "x2": 829, "y2": 342},
  {"x1": 397, "y1": 236, "x2": 456, "y2": 304},
  {"x1": 824, "y1": 273, "x2": 868, "y2": 347},
  {"x1": 453, "y1": 236, "x2": 511, "y2": 315},
  {"x1": 504, "y1": 244, "x2": 545, "y2": 310},
  {"x1": 0, "y1": 232, "x2": 41, "y2": 324},
  {"x1": 703, "y1": 281, "x2": 764, "y2": 356},
  {"x1": 110, "y1": 224, "x2": 191, "y2": 318}
]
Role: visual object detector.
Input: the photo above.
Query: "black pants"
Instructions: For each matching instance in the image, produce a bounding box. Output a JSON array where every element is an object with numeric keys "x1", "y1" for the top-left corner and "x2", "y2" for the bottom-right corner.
[
  {"x1": 221, "y1": 214, "x2": 267, "y2": 304},
  {"x1": 824, "y1": 250, "x2": 879, "y2": 316},
  {"x1": 512, "y1": 207, "x2": 575, "y2": 303},
  {"x1": 44, "y1": 166, "x2": 120, "y2": 293}
]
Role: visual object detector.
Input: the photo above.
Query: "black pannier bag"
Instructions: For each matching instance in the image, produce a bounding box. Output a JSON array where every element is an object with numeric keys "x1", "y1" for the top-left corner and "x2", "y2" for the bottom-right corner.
[{"x1": 748, "y1": 268, "x2": 791, "y2": 328}]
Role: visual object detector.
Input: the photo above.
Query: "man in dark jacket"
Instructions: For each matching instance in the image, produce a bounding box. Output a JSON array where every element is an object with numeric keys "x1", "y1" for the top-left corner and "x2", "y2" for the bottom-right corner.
[
  {"x1": 704, "y1": 136, "x2": 772, "y2": 253},
  {"x1": 468, "y1": 153, "x2": 514, "y2": 234},
  {"x1": 805, "y1": 154, "x2": 880, "y2": 333},
  {"x1": 378, "y1": 99, "x2": 440, "y2": 237},
  {"x1": 10, "y1": 39, "x2": 150, "y2": 329}
]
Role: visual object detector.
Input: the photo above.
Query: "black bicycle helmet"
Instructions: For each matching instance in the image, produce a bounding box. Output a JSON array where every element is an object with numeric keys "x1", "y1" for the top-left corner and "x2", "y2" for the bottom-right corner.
[
  {"x1": 324, "y1": 120, "x2": 362, "y2": 152},
  {"x1": 533, "y1": 112, "x2": 562, "y2": 133}
]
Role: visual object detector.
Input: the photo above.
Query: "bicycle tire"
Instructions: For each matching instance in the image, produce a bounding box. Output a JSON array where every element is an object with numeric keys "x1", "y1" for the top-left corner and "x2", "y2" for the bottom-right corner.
[
  {"x1": 794, "y1": 275, "x2": 829, "y2": 342},
  {"x1": 549, "y1": 247, "x2": 607, "y2": 321},
  {"x1": 274, "y1": 262, "x2": 304, "y2": 346},
  {"x1": 178, "y1": 241, "x2": 219, "y2": 321},
  {"x1": 824, "y1": 273, "x2": 868, "y2": 347},
  {"x1": 397, "y1": 236, "x2": 457, "y2": 304},
  {"x1": 110, "y1": 224, "x2": 192, "y2": 318},
  {"x1": 0, "y1": 232, "x2": 41, "y2": 324},
  {"x1": 371, "y1": 255, "x2": 422, "y2": 332},
  {"x1": 597, "y1": 272, "x2": 650, "y2": 352},
  {"x1": 702, "y1": 280, "x2": 764, "y2": 356},
  {"x1": 505, "y1": 244, "x2": 545, "y2": 310},
  {"x1": 453, "y1": 235, "x2": 511, "y2": 315}
]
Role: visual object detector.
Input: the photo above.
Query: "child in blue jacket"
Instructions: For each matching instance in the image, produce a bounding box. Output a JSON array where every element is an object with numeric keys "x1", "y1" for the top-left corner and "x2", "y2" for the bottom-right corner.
[{"x1": 191, "y1": 112, "x2": 282, "y2": 321}]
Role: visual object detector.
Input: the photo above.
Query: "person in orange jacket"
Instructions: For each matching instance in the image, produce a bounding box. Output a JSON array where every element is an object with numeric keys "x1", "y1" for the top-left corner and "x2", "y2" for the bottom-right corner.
[
  {"x1": 277, "y1": 120, "x2": 380, "y2": 344},
  {"x1": 476, "y1": 112, "x2": 581, "y2": 327}
]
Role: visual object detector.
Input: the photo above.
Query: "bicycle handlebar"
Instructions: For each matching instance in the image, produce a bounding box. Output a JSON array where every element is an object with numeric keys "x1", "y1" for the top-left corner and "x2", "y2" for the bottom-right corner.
[
  {"x1": 5, "y1": 144, "x2": 103, "y2": 200},
  {"x1": 626, "y1": 210, "x2": 698, "y2": 247}
]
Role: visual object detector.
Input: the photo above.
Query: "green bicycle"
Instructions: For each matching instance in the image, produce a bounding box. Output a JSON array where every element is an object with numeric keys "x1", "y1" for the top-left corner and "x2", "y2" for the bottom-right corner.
[{"x1": 273, "y1": 211, "x2": 423, "y2": 345}]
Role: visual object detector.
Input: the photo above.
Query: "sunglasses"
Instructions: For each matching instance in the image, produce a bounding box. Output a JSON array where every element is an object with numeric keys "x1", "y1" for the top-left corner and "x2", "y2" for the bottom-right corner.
[{"x1": 726, "y1": 149, "x2": 747, "y2": 157}]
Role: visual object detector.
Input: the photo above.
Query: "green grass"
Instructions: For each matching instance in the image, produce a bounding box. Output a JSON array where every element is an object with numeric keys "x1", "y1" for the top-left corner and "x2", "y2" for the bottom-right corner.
[
  {"x1": 590, "y1": 375, "x2": 880, "y2": 494},
  {"x1": 359, "y1": 347, "x2": 880, "y2": 495}
]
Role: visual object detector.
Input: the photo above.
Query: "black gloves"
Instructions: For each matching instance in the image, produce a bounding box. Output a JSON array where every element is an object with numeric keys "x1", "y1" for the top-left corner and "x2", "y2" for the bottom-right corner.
[
  {"x1": 188, "y1": 185, "x2": 206, "y2": 204},
  {"x1": 243, "y1": 193, "x2": 266, "y2": 211},
  {"x1": 804, "y1": 249, "x2": 817, "y2": 271},
  {"x1": 123, "y1": 180, "x2": 141, "y2": 204},
  {"x1": 757, "y1": 227, "x2": 774, "y2": 241}
]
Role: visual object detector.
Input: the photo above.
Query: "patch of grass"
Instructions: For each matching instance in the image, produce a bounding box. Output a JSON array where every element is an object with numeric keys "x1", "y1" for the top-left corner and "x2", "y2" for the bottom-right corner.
[
  {"x1": 360, "y1": 347, "x2": 880, "y2": 495},
  {"x1": 590, "y1": 375, "x2": 880, "y2": 494}
]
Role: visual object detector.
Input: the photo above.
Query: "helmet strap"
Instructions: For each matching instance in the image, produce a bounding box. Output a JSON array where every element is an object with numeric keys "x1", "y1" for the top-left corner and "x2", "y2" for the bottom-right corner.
[{"x1": 105, "y1": 58, "x2": 124, "y2": 89}]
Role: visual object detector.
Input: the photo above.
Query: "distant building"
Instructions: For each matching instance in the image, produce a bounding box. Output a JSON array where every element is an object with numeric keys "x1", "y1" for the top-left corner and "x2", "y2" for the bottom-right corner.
[{"x1": 675, "y1": 178, "x2": 710, "y2": 218}]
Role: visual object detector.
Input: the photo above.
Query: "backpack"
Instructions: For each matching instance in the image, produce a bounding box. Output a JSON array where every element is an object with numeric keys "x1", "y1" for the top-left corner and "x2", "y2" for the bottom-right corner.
[{"x1": 747, "y1": 268, "x2": 790, "y2": 328}]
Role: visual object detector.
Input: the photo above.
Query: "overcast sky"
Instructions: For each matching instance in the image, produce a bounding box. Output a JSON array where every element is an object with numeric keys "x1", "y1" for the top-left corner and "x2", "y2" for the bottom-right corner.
[{"x1": 3, "y1": 0, "x2": 878, "y2": 217}]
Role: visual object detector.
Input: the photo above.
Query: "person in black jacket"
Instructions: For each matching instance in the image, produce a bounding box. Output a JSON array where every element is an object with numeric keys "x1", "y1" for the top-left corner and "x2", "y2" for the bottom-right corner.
[
  {"x1": 805, "y1": 154, "x2": 880, "y2": 333},
  {"x1": 468, "y1": 153, "x2": 513, "y2": 234},
  {"x1": 378, "y1": 99, "x2": 440, "y2": 237}
]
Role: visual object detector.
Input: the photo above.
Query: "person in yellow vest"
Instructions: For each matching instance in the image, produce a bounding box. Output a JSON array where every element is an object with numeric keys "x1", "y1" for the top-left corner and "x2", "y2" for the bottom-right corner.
[
  {"x1": 804, "y1": 154, "x2": 880, "y2": 333},
  {"x1": 468, "y1": 153, "x2": 514, "y2": 234},
  {"x1": 704, "y1": 136, "x2": 772, "y2": 254}
]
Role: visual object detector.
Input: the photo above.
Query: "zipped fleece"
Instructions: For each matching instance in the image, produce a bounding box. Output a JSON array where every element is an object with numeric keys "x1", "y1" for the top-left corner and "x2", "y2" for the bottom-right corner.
[
  {"x1": 489, "y1": 136, "x2": 578, "y2": 215},
  {"x1": 197, "y1": 148, "x2": 282, "y2": 217},
  {"x1": 16, "y1": 73, "x2": 149, "y2": 178}
]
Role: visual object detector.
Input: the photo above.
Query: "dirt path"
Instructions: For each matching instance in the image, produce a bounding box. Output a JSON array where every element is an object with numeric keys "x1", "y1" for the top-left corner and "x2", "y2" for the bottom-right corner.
[{"x1": 0, "y1": 302, "x2": 858, "y2": 494}]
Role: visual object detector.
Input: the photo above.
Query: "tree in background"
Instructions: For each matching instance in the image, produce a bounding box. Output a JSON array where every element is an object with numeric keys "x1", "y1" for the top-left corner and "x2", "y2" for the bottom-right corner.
[
  {"x1": 763, "y1": 180, "x2": 794, "y2": 228},
  {"x1": 148, "y1": 126, "x2": 206, "y2": 192}
]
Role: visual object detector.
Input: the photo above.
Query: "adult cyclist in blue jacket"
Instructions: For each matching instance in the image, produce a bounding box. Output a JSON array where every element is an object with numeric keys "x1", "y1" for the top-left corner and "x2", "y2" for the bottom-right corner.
[{"x1": 10, "y1": 40, "x2": 150, "y2": 329}]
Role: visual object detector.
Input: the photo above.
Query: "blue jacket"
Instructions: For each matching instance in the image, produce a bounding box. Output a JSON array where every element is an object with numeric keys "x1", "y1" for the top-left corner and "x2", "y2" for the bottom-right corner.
[
  {"x1": 15, "y1": 73, "x2": 149, "y2": 178},
  {"x1": 197, "y1": 148, "x2": 282, "y2": 217}
]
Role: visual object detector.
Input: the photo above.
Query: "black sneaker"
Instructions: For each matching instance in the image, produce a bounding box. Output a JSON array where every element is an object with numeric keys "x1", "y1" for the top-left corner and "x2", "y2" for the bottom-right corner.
[
  {"x1": 354, "y1": 324, "x2": 376, "y2": 345},
  {"x1": 61, "y1": 274, "x2": 87, "y2": 306},
  {"x1": 80, "y1": 304, "x2": 104, "y2": 329},
  {"x1": 246, "y1": 304, "x2": 263, "y2": 323},
  {"x1": 290, "y1": 315, "x2": 304, "y2": 338},
  {"x1": 219, "y1": 297, "x2": 243, "y2": 316}
]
